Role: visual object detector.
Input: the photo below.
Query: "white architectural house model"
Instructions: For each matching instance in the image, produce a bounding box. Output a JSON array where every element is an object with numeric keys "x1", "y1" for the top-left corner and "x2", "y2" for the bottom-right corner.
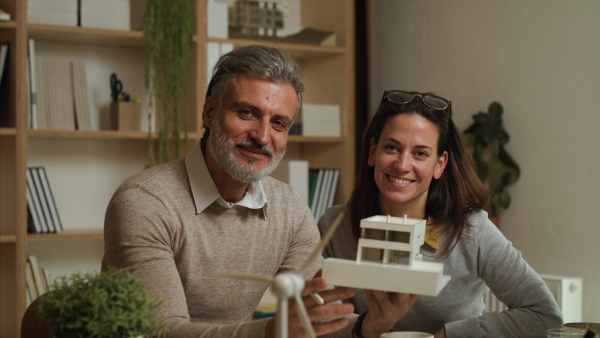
[{"x1": 322, "y1": 215, "x2": 451, "y2": 296}]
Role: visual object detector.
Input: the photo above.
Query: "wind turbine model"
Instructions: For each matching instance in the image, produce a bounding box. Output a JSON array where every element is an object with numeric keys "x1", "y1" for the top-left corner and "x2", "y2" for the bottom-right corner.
[{"x1": 217, "y1": 213, "x2": 344, "y2": 338}]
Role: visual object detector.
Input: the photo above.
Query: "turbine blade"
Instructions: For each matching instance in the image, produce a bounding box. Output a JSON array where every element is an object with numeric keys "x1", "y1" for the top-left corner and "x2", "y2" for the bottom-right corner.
[
  {"x1": 301, "y1": 212, "x2": 344, "y2": 272},
  {"x1": 214, "y1": 273, "x2": 274, "y2": 284},
  {"x1": 294, "y1": 293, "x2": 316, "y2": 338}
]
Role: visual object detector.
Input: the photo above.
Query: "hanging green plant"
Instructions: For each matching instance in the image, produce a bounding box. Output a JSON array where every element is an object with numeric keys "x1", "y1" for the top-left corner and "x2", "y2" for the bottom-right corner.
[{"x1": 143, "y1": 0, "x2": 194, "y2": 165}]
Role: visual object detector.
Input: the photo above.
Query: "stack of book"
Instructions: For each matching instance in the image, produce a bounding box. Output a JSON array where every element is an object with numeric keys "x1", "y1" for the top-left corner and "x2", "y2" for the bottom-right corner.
[
  {"x1": 27, "y1": 39, "x2": 92, "y2": 130},
  {"x1": 80, "y1": 0, "x2": 130, "y2": 30},
  {"x1": 25, "y1": 255, "x2": 53, "y2": 306},
  {"x1": 206, "y1": 42, "x2": 234, "y2": 85},
  {"x1": 309, "y1": 168, "x2": 340, "y2": 221},
  {"x1": 301, "y1": 104, "x2": 341, "y2": 137},
  {"x1": 26, "y1": 167, "x2": 63, "y2": 234},
  {"x1": 27, "y1": 0, "x2": 77, "y2": 26}
]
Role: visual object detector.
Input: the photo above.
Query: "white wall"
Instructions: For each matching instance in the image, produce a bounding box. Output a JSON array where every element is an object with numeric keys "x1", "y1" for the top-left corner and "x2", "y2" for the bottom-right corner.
[{"x1": 370, "y1": 0, "x2": 600, "y2": 322}]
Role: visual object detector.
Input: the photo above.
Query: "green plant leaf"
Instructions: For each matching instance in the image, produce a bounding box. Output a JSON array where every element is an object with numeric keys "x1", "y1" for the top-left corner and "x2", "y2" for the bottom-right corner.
[
  {"x1": 498, "y1": 190, "x2": 512, "y2": 209},
  {"x1": 461, "y1": 101, "x2": 520, "y2": 215},
  {"x1": 144, "y1": 0, "x2": 194, "y2": 165},
  {"x1": 498, "y1": 146, "x2": 520, "y2": 185},
  {"x1": 39, "y1": 267, "x2": 166, "y2": 337}
]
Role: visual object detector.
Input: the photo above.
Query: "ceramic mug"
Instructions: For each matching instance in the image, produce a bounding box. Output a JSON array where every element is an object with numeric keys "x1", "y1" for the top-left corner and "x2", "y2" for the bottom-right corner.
[
  {"x1": 380, "y1": 332, "x2": 433, "y2": 338},
  {"x1": 547, "y1": 327, "x2": 587, "y2": 337}
]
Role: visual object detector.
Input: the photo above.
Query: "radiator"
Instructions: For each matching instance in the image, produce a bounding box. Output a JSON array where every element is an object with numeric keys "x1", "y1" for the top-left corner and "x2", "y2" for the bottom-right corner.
[{"x1": 483, "y1": 273, "x2": 582, "y2": 323}]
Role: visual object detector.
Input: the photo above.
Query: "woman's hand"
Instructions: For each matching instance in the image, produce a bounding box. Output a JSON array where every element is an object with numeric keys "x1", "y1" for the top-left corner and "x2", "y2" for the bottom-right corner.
[
  {"x1": 433, "y1": 327, "x2": 447, "y2": 338},
  {"x1": 265, "y1": 270, "x2": 356, "y2": 338},
  {"x1": 360, "y1": 290, "x2": 420, "y2": 338}
]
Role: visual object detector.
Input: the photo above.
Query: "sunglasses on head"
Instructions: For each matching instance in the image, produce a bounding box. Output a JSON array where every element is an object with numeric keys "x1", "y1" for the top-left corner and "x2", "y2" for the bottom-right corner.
[{"x1": 382, "y1": 90, "x2": 451, "y2": 114}]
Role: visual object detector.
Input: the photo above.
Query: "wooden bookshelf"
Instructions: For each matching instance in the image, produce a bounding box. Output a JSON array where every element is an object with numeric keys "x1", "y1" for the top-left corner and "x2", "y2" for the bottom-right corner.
[{"x1": 0, "y1": 1, "x2": 355, "y2": 336}]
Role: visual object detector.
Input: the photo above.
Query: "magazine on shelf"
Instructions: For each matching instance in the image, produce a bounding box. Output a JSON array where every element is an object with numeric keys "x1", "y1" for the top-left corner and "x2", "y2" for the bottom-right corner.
[
  {"x1": 26, "y1": 168, "x2": 49, "y2": 233},
  {"x1": 30, "y1": 168, "x2": 55, "y2": 233},
  {"x1": 36, "y1": 167, "x2": 63, "y2": 232}
]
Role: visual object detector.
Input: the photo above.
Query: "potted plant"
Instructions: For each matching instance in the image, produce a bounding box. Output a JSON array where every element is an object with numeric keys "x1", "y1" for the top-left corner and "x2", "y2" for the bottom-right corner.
[
  {"x1": 143, "y1": 0, "x2": 194, "y2": 165},
  {"x1": 38, "y1": 267, "x2": 165, "y2": 338},
  {"x1": 462, "y1": 102, "x2": 521, "y2": 224}
]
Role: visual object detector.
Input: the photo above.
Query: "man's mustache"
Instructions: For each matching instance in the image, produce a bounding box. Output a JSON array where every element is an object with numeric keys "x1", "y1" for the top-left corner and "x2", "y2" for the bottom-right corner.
[{"x1": 234, "y1": 139, "x2": 274, "y2": 157}]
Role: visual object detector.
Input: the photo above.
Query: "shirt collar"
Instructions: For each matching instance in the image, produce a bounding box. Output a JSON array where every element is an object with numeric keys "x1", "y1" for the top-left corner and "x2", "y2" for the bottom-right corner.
[
  {"x1": 424, "y1": 219, "x2": 443, "y2": 250},
  {"x1": 185, "y1": 140, "x2": 268, "y2": 215}
]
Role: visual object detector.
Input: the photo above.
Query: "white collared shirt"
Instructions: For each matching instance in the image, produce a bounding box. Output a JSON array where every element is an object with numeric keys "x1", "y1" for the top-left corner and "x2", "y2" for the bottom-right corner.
[{"x1": 185, "y1": 141, "x2": 268, "y2": 216}]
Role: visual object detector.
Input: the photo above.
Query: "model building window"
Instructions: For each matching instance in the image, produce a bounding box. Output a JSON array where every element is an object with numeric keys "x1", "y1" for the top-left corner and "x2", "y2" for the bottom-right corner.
[
  {"x1": 361, "y1": 247, "x2": 384, "y2": 263},
  {"x1": 388, "y1": 230, "x2": 410, "y2": 243},
  {"x1": 387, "y1": 250, "x2": 411, "y2": 265},
  {"x1": 362, "y1": 228, "x2": 386, "y2": 240}
]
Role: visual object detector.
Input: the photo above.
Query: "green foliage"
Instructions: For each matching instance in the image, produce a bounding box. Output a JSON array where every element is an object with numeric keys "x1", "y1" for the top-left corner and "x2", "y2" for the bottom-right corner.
[
  {"x1": 462, "y1": 102, "x2": 521, "y2": 217},
  {"x1": 38, "y1": 267, "x2": 165, "y2": 338},
  {"x1": 143, "y1": 0, "x2": 194, "y2": 166}
]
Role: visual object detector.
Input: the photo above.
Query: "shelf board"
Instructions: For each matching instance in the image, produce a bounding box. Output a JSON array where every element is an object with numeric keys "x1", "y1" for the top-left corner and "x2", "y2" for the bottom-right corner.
[
  {"x1": 208, "y1": 37, "x2": 346, "y2": 58},
  {"x1": 27, "y1": 129, "x2": 202, "y2": 140},
  {"x1": 288, "y1": 135, "x2": 345, "y2": 143},
  {"x1": 27, "y1": 24, "x2": 144, "y2": 47},
  {"x1": 0, "y1": 128, "x2": 17, "y2": 136},
  {"x1": 28, "y1": 229, "x2": 103, "y2": 242},
  {"x1": 0, "y1": 21, "x2": 16, "y2": 29},
  {"x1": 0, "y1": 234, "x2": 17, "y2": 243},
  {"x1": 25, "y1": 129, "x2": 344, "y2": 143}
]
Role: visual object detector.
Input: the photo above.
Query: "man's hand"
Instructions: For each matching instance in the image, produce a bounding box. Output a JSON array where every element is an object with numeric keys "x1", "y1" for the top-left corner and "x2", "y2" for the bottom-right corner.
[
  {"x1": 360, "y1": 290, "x2": 420, "y2": 338},
  {"x1": 265, "y1": 272, "x2": 356, "y2": 338}
]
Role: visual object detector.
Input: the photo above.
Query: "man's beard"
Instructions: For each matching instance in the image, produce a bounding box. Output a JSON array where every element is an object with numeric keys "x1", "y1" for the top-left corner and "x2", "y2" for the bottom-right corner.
[{"x1": 207, "y1": 119, "x2": 285, "y2": 183}]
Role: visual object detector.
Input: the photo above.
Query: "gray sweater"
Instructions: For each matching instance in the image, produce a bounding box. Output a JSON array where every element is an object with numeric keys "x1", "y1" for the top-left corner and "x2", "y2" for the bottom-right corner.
[
  {"x1": 318, "y1": 204, "x2": 563, "y2": 338},
  {"x1": 102, "y1": 156, "x2": 356, "y2": 337}
]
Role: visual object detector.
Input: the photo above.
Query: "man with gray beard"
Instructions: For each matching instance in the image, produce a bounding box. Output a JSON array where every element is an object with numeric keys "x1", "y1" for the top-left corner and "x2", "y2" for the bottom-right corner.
[{"x1": 103, "y1": 45, "x2": 400, "y2": 338}]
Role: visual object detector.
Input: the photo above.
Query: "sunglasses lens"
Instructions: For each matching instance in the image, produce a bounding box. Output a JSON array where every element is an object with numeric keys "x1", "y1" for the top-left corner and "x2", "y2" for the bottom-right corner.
[
  {"x1": 387, "y1": 91, "x2": 414, "y2": 104},
  {"x1": 423, "y1": 96, "x2": 448, "y2": 110}
]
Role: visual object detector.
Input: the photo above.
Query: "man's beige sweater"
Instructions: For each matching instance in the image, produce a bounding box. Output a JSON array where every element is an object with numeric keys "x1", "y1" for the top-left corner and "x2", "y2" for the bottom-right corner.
[{"x1": 101, "y1": 157, "x2": 341, "y2": 337}]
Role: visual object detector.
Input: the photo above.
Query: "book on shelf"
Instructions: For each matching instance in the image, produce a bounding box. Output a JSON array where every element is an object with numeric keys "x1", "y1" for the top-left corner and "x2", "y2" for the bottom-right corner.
[
  {"x1": 71, "y1": 60, "x2": 92, "y2": 130},
  {"x1": 270, "y1": 160, "x2": 309, "y2": 203},
  {"x1": 326, "y1": 169, "x2": 340, "y2": 211},
  {"x1": 207, "y1": 1, "x2": 228, "y2": 39},
  {"x1": 0, "y1": 43, "x2": 8, "y2": 118},
  {"x1": 26, "y1": 167, "x2": 62, "y2": 233},
  {"x1": 0, "y1": 7, "x2": 10, "y2": 21},
  {"x1": 302, "y1": 104, "x2": 341, "y2": 137},
  {"x1": 309, "y1": 168, "x2": 340, "y2": 221},
  {"x1": 80, "y1": 0, "x2": 131, "y2": 30},
  {"x1": 26, "y1": 255, "x2": 54, "y2": 305},
  {"x1": 26, "y1": 168, "x2": 49, "y2": 233},
  {"x1": 309, "y1": 169, "x2": 324, "y2": 218},
  {"x1": 27, "y1": 39, "x2": 38, "y2": 129},
  {"x1": 30, "y1": 52, "x2": 92, "y2": 130},
  {"x1": 25, "y1": 261, "x2": 38, "y2": 306},
  {"x1": 37, "y1": 167, "x2": 63, "y2": 232},
  {"x1": 0, "y1": 43, "x2": 8, "y2": 86},
  {"x1": 31, "y1": 167, "x2": 55, "y2": 233},
  {"x1": 27, "y1": 255, "x2": 46, "y2": 297},
  {"x1": 27, "y1": 0, "x2": 78, "y2": 26},
  {"x1": 206, "y1": 42, "x2": 234, "y2": 86}
]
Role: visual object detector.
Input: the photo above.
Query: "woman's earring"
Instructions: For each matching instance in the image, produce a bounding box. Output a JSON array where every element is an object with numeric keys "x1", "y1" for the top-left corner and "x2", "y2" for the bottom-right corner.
[{"x1": 368, "y1": 160, "x2": 374, "y2": 166}]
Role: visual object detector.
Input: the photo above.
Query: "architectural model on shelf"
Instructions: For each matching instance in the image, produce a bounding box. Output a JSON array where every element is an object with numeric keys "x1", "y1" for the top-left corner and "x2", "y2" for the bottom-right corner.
[{"x1": 322, "y1": 215, "x2": 451, "y2": 297}]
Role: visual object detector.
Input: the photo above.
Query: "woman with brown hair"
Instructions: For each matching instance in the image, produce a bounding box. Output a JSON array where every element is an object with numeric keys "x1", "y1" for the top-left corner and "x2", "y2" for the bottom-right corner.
[{"x1": 318, "y1": 90, "x2": 562, "y2": 337}]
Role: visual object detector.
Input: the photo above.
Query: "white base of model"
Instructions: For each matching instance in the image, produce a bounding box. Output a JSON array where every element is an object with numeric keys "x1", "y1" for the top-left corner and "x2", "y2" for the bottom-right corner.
[{"x1": 322, "y1": 258, "x2": 451, "y2": 296}]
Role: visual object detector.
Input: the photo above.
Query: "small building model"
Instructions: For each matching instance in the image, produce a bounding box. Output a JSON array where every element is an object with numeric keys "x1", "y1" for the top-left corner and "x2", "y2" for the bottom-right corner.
[
  {"x1": 233, "y1": 1, "x2": 285, "y2": 37},
  {"x1": 322, "y1": 215, "x2": 451, "y2": 296}
]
